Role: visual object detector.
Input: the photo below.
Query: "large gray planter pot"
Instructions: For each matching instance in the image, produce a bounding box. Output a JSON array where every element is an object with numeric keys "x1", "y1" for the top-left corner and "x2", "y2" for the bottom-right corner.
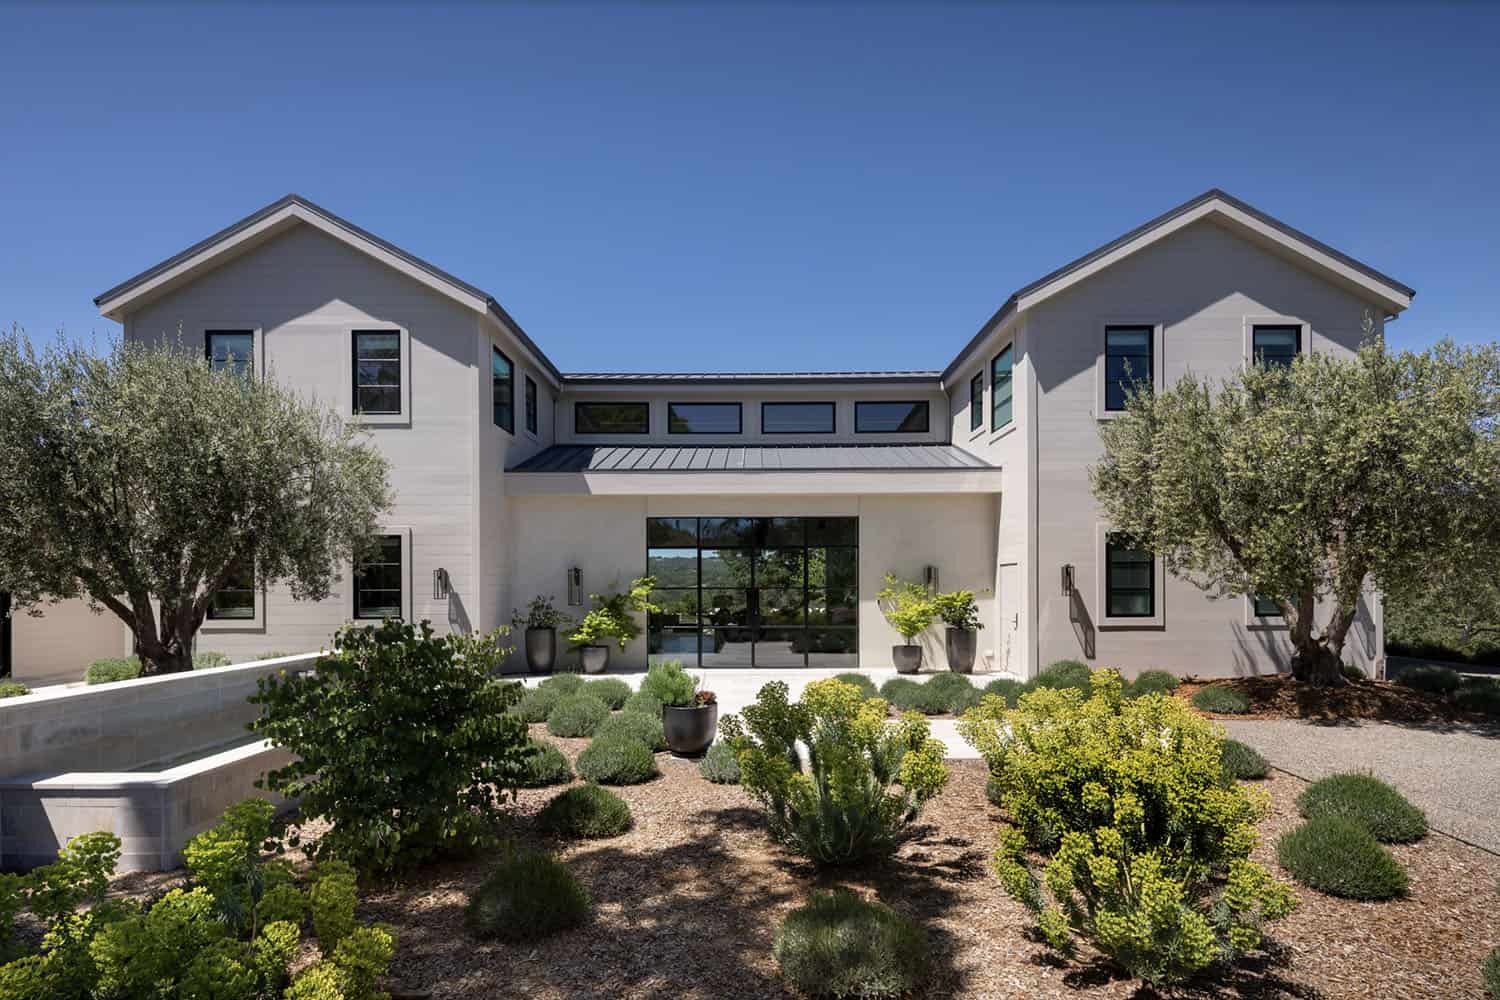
[
  {"x1": 892, "y1": 645, "x2": 923, "y2": 674},
  {"x1": 945, "y1": 628, "x2": 978, "y2": 674},
  {"x1": 579, "y1": 645, "x2": 610, "y2": 674},
  {"x1": 662, "y1": 702, "x2": 718, "y2": 757},
  {"x1": 524, "y1": 628, "x2": 558, "y2": 674}
]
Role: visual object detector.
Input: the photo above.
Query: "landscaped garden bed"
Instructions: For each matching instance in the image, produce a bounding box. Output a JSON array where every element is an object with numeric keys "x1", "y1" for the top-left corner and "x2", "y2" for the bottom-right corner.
[{"x1": 1178, "y1": 671, "x2": 1500, "y2": 724}]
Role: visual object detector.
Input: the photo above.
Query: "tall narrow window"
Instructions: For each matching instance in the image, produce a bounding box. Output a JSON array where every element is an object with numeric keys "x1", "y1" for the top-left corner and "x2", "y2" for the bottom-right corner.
[
  {"x1": 492, "y1": 347, "x2": 514, "y2": 433},
  {"x1": 1104, "y1": 325, "x2": 1153, "y2": 411},
  {"x1": 1105, "y1": 534, "x2": 1154, "y2": 618},
  {"x1": 206, "y1": 331, "x2": 253, "y2": 379},
  {"x1": 207, "y1": 559, "x2": 256, "y2": 620},
  {"x1": 352, "y1": 331, "x2": 401, "y2": 415},
  {"x1": 991, "y1": 344, "x2": 1014, "y2": 430},
  {"x1": 969, "y1": 372, "x2": 983, "y2": 431},
  {"x1": 354, "y1": 535, "x2": 403, "y2": 620},
  {"x1": 524, "y1": 376, "x2": 538, "y2": 434},
  {"x1": 1252, "y1": 325, "x2": 1301, "y2": 370}
]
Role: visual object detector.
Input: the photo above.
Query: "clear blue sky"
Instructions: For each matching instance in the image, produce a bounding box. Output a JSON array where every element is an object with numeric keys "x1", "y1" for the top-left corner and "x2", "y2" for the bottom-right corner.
[{"x1": 2, "y1": 3, "x2": 1496, "y2": 370}]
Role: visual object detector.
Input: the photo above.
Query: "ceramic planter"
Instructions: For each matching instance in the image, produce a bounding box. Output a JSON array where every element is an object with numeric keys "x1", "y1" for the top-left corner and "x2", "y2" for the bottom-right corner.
[
  {"x1": 662, "y1": 702, "x2": 718, "y2": 757},
  {"x1": 945, "y1": 628, "x2": 977, "y2": 674},
  {"x1": 524, "y1": 628, "x2": 558, "y2": 674},
  {"x1": 892, "y1": 644, "x2": 923, "y2": 674},
  {"x1": 579, "y1": 645, "x2": 610, "y2": 674}
]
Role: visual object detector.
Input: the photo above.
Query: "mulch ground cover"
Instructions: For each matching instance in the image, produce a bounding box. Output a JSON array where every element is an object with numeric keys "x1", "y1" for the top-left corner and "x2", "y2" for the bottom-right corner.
[{"x1": 1178, "y1": 673, "x2": 1496, "y2": 725}]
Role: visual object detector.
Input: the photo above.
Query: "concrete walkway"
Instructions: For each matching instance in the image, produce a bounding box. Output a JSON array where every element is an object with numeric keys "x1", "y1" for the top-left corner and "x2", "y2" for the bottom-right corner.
[{"x1": 1221, "y1": 718, "x2": 1500, "y2": 854}]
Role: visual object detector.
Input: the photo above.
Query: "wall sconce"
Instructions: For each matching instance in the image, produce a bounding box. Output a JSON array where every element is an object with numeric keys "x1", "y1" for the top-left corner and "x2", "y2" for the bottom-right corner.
[
  {"x1": 566, "y1": 567, "x2": 584, "y2": 607},
  {"x1": 432, "y1": 568, "x2": 451, "y2": 600},
  {"x1": 922, "y1": 565, "x2": 940, "y2": 593},
  {"x1": 1061, "y1": 564, "x2": 1075, "y2": 597}
]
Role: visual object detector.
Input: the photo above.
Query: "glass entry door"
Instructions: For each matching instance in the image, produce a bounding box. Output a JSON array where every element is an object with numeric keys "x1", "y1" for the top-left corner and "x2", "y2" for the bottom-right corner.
[{"x1": 646, "y1": 517, "x2": 858, "y2": 668}]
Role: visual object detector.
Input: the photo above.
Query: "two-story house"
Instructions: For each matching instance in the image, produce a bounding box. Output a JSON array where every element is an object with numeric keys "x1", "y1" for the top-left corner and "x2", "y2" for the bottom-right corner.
[{"x1": 4, "y1": 189, "x2": 1413, "y2": 685}]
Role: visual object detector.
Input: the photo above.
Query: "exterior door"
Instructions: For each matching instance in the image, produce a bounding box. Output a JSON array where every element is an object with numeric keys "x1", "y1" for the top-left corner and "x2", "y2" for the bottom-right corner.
[
  {"x1": 996, "y1": 563, "x2": 1019, "y2": 675},
  {"x1": 0, "y1": 592, "x2": 11, "y2": 679}
]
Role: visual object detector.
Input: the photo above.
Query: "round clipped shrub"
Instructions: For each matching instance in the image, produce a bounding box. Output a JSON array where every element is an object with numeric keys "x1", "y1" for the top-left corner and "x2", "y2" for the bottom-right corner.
[
  {"x1": 982, "y1": 677, "x2": 1025, "y2": 707},
  {"x1": 86, "y1": 656, "x2": 141, "y2": 685},
  {"x1": 1031, "y1": 659, "x2": 1092, "y2": 692},
  {"x1": 1220, "y1": 739, "x2": 1269, "y2": 780},
  {"x1": 1296, "y1": 772, "x2": 1427, "y2": 843},
  {"x1": 537, "y1": 671, "x2": 586, "y2": 695},
  {"x1": 878, "y1": 677, "x2": 924, "y2": 709},
  {"x1": 1126, "y1": 670, "x2": 1180, "y2": 699},
  {"x1": 832, "y1": 672, "x2": 878, "y2": 699},
  {"x1": 1276, "y1": 816, "x2": 1408, "y2": 900},
  {"x1": 584, "y1": 678, "x2": 632, "y2": 710},
  {"x1": 1191, "y1": 685, "x2": 1251, "y2": 714},
  {"x1": 697, "y1": 741, "x2": 740, "y2": 784},
  {"x1": 1483, "y1": 946, "x2": 1500, "y2": 1000},
  {"x1": 538, "y1": 784, "x2": 633, "y2": 838},
  {"x1": 1396, "y1": 664, "x2": 1462, "y2": 694},
  {"x1": 774, "y1": 889, "x2": 929, "y2": 1000},
  {"x1": 546, "y1": 694, "x2": 610, "y2": 738},
  {"x1": 576, "y1": 735, "x2": 657, "y2": 785},
  {"x1": 520, "y1": 737, "x2": 573, "y2": 787},
  {"x1": 925, "y1": 673, "x2": 979, "y2": 713},
  {"x1": 513, "y1": 685, "x2": 561, "y2": 723},
  {"x1": 622, "y1": 690, "x2": 663, "y2": 716},
  {"x1": 464, "y1": 848, "x2": 590, "y2": 941},
  {"x1": 595, "y1": 709, "x2": 666, "y2": 752},
  {"x1": 1456, "y1": 678, "x2": 1500, "y2": 718}
]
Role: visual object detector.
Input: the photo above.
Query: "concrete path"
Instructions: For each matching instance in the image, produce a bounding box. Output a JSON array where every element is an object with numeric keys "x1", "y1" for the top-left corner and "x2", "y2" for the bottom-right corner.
[{"x1": 1221, "y1": 718, "x2": 1500, "y2": 854}]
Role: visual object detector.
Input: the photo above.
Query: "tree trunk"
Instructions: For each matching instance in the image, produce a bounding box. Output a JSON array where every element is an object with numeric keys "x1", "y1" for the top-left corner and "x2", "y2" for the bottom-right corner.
[{"x1": 1289, "y1": 642, "x2": 1349, "y2": 687}]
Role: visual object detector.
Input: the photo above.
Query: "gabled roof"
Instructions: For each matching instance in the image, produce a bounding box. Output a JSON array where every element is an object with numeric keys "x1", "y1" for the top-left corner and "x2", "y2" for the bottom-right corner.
[
  {"x1": 94, "y1": 193, "x2": 562, "y2": 384},
  {"x1": 563, "y1": 370, "x2": 941, "y2": 385},
  {"x1": 509, "y1": 442, "x2": 992, "y2": 473},
  {"x1": 940, "y1": 188, "x2": 1415, "y2": 383}
]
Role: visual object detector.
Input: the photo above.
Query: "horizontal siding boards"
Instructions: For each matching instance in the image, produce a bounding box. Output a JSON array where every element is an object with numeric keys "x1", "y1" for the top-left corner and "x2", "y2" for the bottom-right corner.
[{"x1": 508, "y1": 443, "x2": 994, "y2": 473}]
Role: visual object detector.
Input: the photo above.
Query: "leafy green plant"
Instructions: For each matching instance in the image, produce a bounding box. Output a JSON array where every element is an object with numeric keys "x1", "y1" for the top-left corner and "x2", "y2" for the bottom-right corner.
[
  {"x1": 878, "y1": 676, "x2": 923, "y2": 707},
  {"x1": 584, "y1": 677, "x2": 632, "y2": 710},
  {"x1": 1191, "y1": 684, "x2": 1252, "y2": 714},
  {"x1": 537, "y1": 672, "x2": 585, "y2": 695},
  {"x1": 546, "y1": 694, "x2": 610, "y2": 738},
  {"x1": 519, "y1": 738, "x2": 573, "y2": 787},
  {"x1": 576, "y1": 735, "x2": 657, "y2": 785},
  {"x1": 698, "y1": 741, "x2": 741, "y2": 784},
  {"x1": 1276, "y1": 816, "x2": 1408, "y2": 899},
  {"x1": 931, "y1": 590, "x2": 984, "y2": 632},
  {"x1": 831, "y1": 672, "x2": 877, "y2": 698},
  {"x1": 465, "y1": 848, "x2": 591, "y2": 942},
  {"x1": 773, "y1": 889, "x2": 929, "y2": 1000},
  {"x1": 982, "y1": 677, "x2": 1025, "y2": 707},
  {"x1": 1396, "y1": 663, "x2": 1463, "y2": 694},
  {"x1": 1456, "y1": 677, "x2": 1500, "y2": 717},
  {"x1": 1295, "y1": 773, "x2": 1427, "y2": 843},
  {"x1": 924, "y1": 672, "x2": 981, "y2": 713},
  {"x1": 622, "y1": 689, "x2": 663, "y2": 716},
  {"x1": 595, "y1": 709, "x2": 666, "y2": 752},
  {"x1": 538, "y1": 784, "x2": 633, "y2": 838},
  {"x1": 961, "y1": 670, "x2": 1295, "y2": 986},
  {"x1": 876, "y1": 575, "x2": 936, "y2": 644},
  {"x1": 568, "y1": 576, "x2": 659, "y2": 650},
  {"x1": 1124, "y1": 669, "x2": 1180, "y2": 698},
  {"x1": 193, "y1": 650, "x2": 232, "y2": 669},
  {"x1": 251, "y1": 619, "x2": 531, "y2": 871},
  {"x1": 722, "y1": 678, "x2": 948, "y2": 866},
  {"x1": 182, "y1": 797, "x2": 278, "y2": 932},
  {"x1": 511, "y1": 594, "x2": 572, "y2": 632},
  {"x1": 85, "y1": 656, "x2": 140, "y2": 685},
  {"x1": 1220, "y1": 739, "x2": 1269, "y2": 780},
  {"x1": 638, "y1": 658, "x2": 699, "y2": 707},
  {"x1": 512, "y1": 686, "x2": 561, "y2": 723},
  {"x1": 255, "y1": 883, "x2": 306, "y2": 928},
  {"x1": 0, "y1": 682, "x2": 28, "y2": 699},
  {"x1": 1031, "y1": 659, "x2": 1092, "y2": 692},
  {"x1": 1484, "y1": 946, "x2": 1500, "y2": 1000}
]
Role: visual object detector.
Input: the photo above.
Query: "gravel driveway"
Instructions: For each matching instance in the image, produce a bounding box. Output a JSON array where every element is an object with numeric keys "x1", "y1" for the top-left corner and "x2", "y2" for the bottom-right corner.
[{"x1": 1221, "y1": 718, "x2": 1500, "y2": 854}]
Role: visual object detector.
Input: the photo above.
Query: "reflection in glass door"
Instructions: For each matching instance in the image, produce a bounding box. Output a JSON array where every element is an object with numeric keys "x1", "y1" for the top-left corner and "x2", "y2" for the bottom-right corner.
[{"x1": 646, "y1": 517, "x2": 858, "y2": 668}]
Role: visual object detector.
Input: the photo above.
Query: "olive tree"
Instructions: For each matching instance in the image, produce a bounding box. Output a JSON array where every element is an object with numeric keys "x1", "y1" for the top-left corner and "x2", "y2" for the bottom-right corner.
[
  {"x1": 0, "y1": 330, "x2": 392, "y2": 674},
  {"x1": 1090, "y1": 325, "x2": 1500, "y2": 685}
]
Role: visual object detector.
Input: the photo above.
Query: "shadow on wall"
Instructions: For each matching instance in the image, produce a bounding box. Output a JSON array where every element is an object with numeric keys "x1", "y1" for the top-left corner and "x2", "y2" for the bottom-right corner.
[{"x1": 1068, "y1": 587, "x2": 1096, "y2": 660}]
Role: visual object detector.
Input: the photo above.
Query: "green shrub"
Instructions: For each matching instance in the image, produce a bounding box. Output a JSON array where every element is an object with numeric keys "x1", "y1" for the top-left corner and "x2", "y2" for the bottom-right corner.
[
  {"x1": 1484, "y1": 946, "x2": 1500, "y2": 1000},
  {"x1": 722, "y1": 678, "x2": 948, "y2": 866},
  {"x1": 924, "y1": 672, "x2": 980, "y2": 713},
  {"x1": 960, "y1": 670, "x2": 1294, "y2": 986},
  {"x1": 309, "y1": 866, "x2": 358, "y2": 952},
  {"x1": 330, "y1": 925, "x2": 397, "y2": 1000},
  {"x1": 984, "y1": 776, "x2": 1003, "y2": 807},
  {"x1": 1031, "y1": 659, "x2": 1092, "y2": 692},
  {"x1": 85, "y1": 656, "x2": 140, "y2": 685},
  {"x1": 538, "y1": 784, "x2": 633, "y2": 838},
  {"x1": 698, "y1": 741, "x2": 741, "y2": 784},
  {"x1": 982, "y1": 677, "x2": 1025, "y2": 707},
  {"x1": 1276, "y1": 816, "x2": 1408, "y2": 900},
  {"x1": 465, "y1": 848, "x2": 590, "y2": 942},
  {"x1": 877, "y1": 676, "x2": 924, "y2": 709},
  {"x1": 537, "y1": 672, "x2": 585, "y2": 696},
  {"x1": 1124, "y1": 669, "x2": 1179, "y2": 698},
  {"x1": 182, "y1": 797, "x2": 279, "y2": 931},
  {"x1": 773, "y1": 889, "x2": 929, "y2": 1000},
  {"x1": 1456, "y1": 677, "x2": 1500, "y2": 717},
  {"x1": 193, "y1": 650, "x2": 231, "y2": 669},
  {"x1": 1396, "y1": 663, "x2": 1462, "y2": 694},
  {"x1": 1296, "y1": 773, "x2": 1427, "y2": 843},
  {"x1": 546, "y1": 694, "x2": 610, "y2": 738},
  {"x1": 1341, "y1": 662, "x2": 1366, "y2": 682},
  {"x1": 639, "y1": 658, "x2": 699, "y2": 706},
  {"x1": 584, "y1": 677, "x2": 632, "y2": 710},
  {"x1": 255, "y1": 883, "x2": 306, "y2": 927},
  {"x1": 575, "y1": 735, "x2": 657, "y2": 785},
  {"x1": 513, "y1": 685, "x2": 561, "y2": 723},
  {"x1": 1220, "y1": 739, "x2": 1269, "y2": 780},
  {"x1": 250, "y1": 620, "x2": 530, "y2": 871},
  {"x1": 832, "y1": 672, "x2": 878, "y2": 698},
  {"x1": 519, "y1": 738, "x2": 573, "y2": 787},
  {"x1": 595, "y1": 709, "x2": 666, "y2": 752},
  {"x1": 0, "y1": 682, "x2": 29, "y2": 699},
  {"x1": 622, "y1": 689, "x2": 663, "y2": 716},
  {"x1": 1191, "y1": 684, "x2": 1251, "y2": 714}
]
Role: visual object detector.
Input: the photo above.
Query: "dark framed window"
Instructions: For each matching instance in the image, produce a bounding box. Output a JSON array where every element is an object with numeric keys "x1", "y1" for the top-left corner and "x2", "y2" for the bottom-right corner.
[
  {"x1": 352, "y1": 331, "x2": 401, "y2": 415},
  {"x1": 968, "y1": 372, "x2": 983, "y2": 432},
  {"x1": 761, "y1": 401, "x2": 835, "y2": 434},
  {"x1": 206, "y1": 330, "x2": 253, "y2": 378},
  {"x1": 492, "y1": 347, "x2": 514, "y2": 433},
  {"x1": 991, "y1": 344, "x2": 1014, "y2": 431},
  {"x1": 524, "y1": 376, "x2": 538, "y2": 434},
  {"x1": 207, "y1": 559, "x2": 256, "y2": 620},
  {"x1": 354, "y1": 535, "x2": 403, "y2": 620},
  {"x1": 854, "y1": 400, "x2": 929, "y2": 433},
  {"x1": 1105, "y1": 533, "x2": 1154, "y2": 618},
  {"x1": 575, "y1": 402, "x2": 649, "y2": 434},
  {"x1": 1253, "y1": 594, "x2": 1284, "y2": 618},
  {"x1": 1252, "y1": 325, "x2": 1301, "y2": 370},
  {"x1": 1104, "y1": 325, "x2": 1153, "y2": 411},
  {"x1": 668, "y1": 402, "x2": 742, "y2": 435}
]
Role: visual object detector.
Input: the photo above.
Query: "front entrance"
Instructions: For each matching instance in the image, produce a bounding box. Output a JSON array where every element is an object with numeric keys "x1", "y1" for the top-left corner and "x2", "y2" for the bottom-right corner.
[{"x1": 646, "y1": 516, "x2": 858, "y2": 668}]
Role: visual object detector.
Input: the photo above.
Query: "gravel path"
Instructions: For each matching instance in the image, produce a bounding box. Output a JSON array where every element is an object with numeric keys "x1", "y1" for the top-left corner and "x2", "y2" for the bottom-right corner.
[{"x1": 1221, "y1": 718, "x2": 1500, "y2": 854}]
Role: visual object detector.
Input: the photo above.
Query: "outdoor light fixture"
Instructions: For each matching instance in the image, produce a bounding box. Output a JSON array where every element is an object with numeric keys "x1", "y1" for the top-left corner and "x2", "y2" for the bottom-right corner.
[
  {"x1": 432, "y1": 568, "x2": 450, "y2": 600},
  {"x1": 922, "y1": 565, "x2": 940, "y2": 593},
  {"x1": 1061, "y1": 564, "x2": 1075, "y2": 597},
  {"x1": 566, "y1": 567, "x2": 583, "y2": 607}
]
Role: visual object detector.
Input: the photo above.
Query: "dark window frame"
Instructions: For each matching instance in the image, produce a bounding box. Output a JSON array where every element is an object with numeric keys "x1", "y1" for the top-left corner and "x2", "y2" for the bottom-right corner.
[
  {"x1": 991, "y1": 344, "x2": 1014, "y2": 431},
  {"x1": 575, "y1": 401, "x2": 650, "y2": 435},
  {"x1": 205, "y1": 330, "x2": 254, "y2": 379},
  {"x1": 1104, "y1": 325, "x2": 1154, "y2": 412},
  {"x1": 667, "y1": 401, "x2": 743, "y2": 435},
  {"x1": 524, "y1": 376, "x2": 538, "y2": 435},
  {"x1": 1252, "y1": 594, "x2": 1284, "y2": 618},
  {"x1": 353, "y1": 534, "x2": 403, "y2": 621},
  {"x1": 853, "y1": 400, "x2": 930, "y2": 434},
  {"x1": 491, "y1": 346, "x2": 515, "y2": 434},
  {"x1": 760, "y1": 401, "x2": 836, "y2": 435},
  {"x1": 351, "y1": 330, "x2": 402, "y2": 415},
  {"x1": 1252, "y1": 324, "x2": 1302, "y2": 370},
  {"x1": 206, "y1": 558, "x2": 256, "y2": 621},
  {"x1": 968, "y1": 372, "x2": 983, "y2": 432},
  {"x1": 1105, "y1": 533, "x2": 1155, "y2": 619}
]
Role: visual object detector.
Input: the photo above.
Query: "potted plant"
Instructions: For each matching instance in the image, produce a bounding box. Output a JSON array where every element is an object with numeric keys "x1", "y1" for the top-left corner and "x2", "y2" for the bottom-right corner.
[
  {"x1": 932, "y1": 589, "x2": 984, "y2": 674},
  {"x1": 877, "y1": 574, "x2": 937, "y2": 674},
  {"x1": 511, "y1": 595, "x2": 572, "y2": 674},
  {"x1": 640, "y1": 658, "x2": 717, "y2": 756},
  {"x1": 567, "y1": 576, "x2": 659, "y2": 674}
]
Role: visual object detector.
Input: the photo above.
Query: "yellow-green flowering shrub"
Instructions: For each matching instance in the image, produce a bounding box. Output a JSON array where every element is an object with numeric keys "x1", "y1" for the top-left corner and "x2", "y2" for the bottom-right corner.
[
  {"x1": 309, "y1": 867, "x2": 359, "y2": 953},
  {"x1": 959, "y1": 670, "x2": 1294, "y2": 985},
  {"x1": 720, "y1": 678, "x2": 948, "y2": 865}
]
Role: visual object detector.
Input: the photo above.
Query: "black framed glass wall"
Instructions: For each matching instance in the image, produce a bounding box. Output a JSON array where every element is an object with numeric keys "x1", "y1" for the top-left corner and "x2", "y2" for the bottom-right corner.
[{"x1": 646, "y1": 516, "x2": 858, "y2": 668}]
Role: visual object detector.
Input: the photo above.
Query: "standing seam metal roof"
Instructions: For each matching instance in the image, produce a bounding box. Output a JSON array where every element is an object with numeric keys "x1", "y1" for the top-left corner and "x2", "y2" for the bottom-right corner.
[{"x1": 508, "y1": 443, "x2": 993, "y2": 473}]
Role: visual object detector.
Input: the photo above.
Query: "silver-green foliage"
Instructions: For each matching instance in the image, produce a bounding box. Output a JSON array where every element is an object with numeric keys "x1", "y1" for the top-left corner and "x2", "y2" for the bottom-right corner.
[
  {"x1": 773, "y1": 889, "x2": 929, "y2": 1000},
  {"x1": 464, "y1": 849, "x2": 590, "y2": 942},
  {"x1": 697, "y1": 741, "x2": 741, "y2": 784}
]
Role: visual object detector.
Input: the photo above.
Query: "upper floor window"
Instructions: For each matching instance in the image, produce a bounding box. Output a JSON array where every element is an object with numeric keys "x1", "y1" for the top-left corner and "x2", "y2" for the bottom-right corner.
[
  {"x1": 668, "y1": 402, "x2": 742, "y2": 435},
  {"x1": 352, "y1": 331, "x2": 401, "y2": 415},
  {"x1": 576, "y1": 401, "x2": 649, "y2": 434},
  {"x1": 207, "y1": 558, "x2": 255, "y2": 620},
  {"x1": 354, "y1": 534, "x2": 402, "y2": 620},
  {"x1": 762, "y1": 401, "x2": 835, "y2": 434},
  {"x1": 991, "y1": 344, "x2": 1014, "y2": 431},
  {"x1": 1253, "y1": 594, "x2": 1284, "y2": 618},
  {"x1": 492, "y1": 347, "x2": 514, "y2": 433},
  {"x1": 525, "y1": 376, "x2": 538, "y2": 434},
  {"x1": 854, "y1": 400, "x2": 929, "y2": 434},
  {"x1": 1104, "y1": 325, "x2": 1153, "y2": 411},
  {"x1": 1105, "y1": 533, "x2": 1154, "y2": 618},
  {"x1": 206, "y1": 330, "x2": 253, "y2": 379},
  {"x1": 1253, "y1": 325, "x2": 1301, "y2": 370},
  {"x1": 969, "y1": 372, "x2": 983, "y2": 432}
]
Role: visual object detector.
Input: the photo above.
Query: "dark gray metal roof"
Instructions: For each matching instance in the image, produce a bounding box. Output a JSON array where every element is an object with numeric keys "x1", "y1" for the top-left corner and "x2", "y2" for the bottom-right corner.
[
  {"x1": 509, "y1": 443, "x2": 993, "y2": 473},
  {"x1": 563, "y1": 371, "x2": 941, "y2": 385}
]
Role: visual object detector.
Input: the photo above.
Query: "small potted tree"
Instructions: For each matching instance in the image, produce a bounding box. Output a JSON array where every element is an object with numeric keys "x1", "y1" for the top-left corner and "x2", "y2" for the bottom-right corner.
[
  {"x1": 877, "y1": 574, "x2": 936, "y2": 674},
  {"x1": 511, "y1": 595, "x2": 572, "y2": 674},
  {"x1": 640, "y1": 658, "x2": 717, "y2": 756},
  {"x1": 932, "y1": 589, "x2": 984, "y2": 674},
  {"x1": 568, "y1": 576, "x2": 658, "y2": 674}
]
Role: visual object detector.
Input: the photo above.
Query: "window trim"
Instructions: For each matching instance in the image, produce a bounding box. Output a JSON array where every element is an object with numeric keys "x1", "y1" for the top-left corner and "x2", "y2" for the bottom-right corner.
[
  {"x1": 346, "y1": 328, "x2": 411, "y2": 427},
  {"x1": 574, "y1": 401, "x2": 650, "y2": 435},
  {"x1": 352, "y1": 529, "x2": 412, "y2": 622},
  {"x1": 760, "y1": 401, "x2": 836, "y2": 435},
  {"x1": 1095, "y1": 319, "x2": 1163, "y2": 420},
  {"x1": 991, "y1": 343, "x2": 1014, "y2": 432},
  {"x1": 968, "y1": 371, "x2": 983, "y2": 433},
  {"x1": 491, "y1": 345, "x2": 515, "y2": 434},
  {"x1": 667, "y1": 401, "x2": 743, "y2": 436},
  {"x1": 524, "y1": 375, "x2": 539, "y2": 436},
  {"x1": 1243, "y1": 315, "x2": 1311, "y2": 370},
  {"x1": 1245, "y1": 593, "x2": 1290, "y2": 630},
  {"x1": 202, "y1": 557, "x2": 265, "y2": 633},
  {"x1": 204, "y1": 328, "x2": 257, "y2": 380},
  {"x1": 1094, "y1": 523, "x2": 1165, "y2": 628},
  {"x1": 853, "y1": 399, "x2": 930, "y2": 434}
]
